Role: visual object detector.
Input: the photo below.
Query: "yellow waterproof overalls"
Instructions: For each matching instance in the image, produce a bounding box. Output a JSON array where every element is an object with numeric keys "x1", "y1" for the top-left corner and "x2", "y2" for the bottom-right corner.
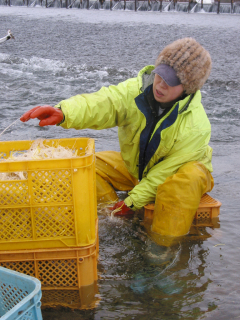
[{"x1": 96, "y1": 151, "x2": 213, "y2": 238}]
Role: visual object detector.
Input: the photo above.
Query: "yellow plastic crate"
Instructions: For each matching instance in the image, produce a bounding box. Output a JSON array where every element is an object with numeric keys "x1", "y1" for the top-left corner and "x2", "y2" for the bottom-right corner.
[
  {"x1": 0, "y1": 241, "x2": 98, "y2": 290},
  {"x1": 144, "y1": 193, "x2": 222, "y2": 226},
  {"x1": 0, "y1": 138, "x2": 97, "y2": 250}
]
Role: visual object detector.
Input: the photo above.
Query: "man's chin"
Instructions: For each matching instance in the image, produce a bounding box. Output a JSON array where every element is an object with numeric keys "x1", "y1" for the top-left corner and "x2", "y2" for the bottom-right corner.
[{"x1": 154, "y1": 94, "x2": 166, "y2": 103}]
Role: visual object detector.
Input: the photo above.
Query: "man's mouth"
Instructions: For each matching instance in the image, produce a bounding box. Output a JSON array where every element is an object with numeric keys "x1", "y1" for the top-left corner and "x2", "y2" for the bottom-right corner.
[{"x1": 155, "y1": 89, "x2": 164, "y2": 97}]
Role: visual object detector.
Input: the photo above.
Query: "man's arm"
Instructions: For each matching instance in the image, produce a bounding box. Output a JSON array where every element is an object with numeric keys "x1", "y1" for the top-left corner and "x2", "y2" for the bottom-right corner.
[{"x1": 56, "y1": 78, "x2": 140, "y2": 130}]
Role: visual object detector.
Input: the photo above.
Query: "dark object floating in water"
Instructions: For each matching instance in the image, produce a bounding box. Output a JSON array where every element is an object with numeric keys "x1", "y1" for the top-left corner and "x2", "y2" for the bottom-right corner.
[{"x1": 0, "y1": 30, "x2": 15, "y2": 44}]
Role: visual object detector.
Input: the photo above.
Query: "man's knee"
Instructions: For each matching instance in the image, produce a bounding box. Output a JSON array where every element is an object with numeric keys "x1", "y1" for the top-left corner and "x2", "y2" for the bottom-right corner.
[{"x1": 151, "y1": 161, "x2": 214, "y2": 237}]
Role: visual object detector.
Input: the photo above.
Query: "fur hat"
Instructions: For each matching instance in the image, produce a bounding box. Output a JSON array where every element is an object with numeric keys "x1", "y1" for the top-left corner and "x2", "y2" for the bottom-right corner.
[{"x1": 155, "y1": 38, "x2": 212, "y2": 94}]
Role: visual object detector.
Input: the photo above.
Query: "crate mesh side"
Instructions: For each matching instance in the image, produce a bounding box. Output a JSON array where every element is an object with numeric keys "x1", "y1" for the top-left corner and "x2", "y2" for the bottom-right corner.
[
  {"x1": 34, "y1": 206, "x2": 75, "y2": 238},
  {"x1": 1, "y1": 259, "x2": 78, "y2": 287},
  {"x1": 19, "y1": 309, "x2": 36, "y2": 320},
  {"x1": 0, "y1": 208, "x2": 32, "y2": 240},
  {"x1": 0, "y1": 261, "x2": 35, "y2": 277},
  {"x1": 0, "y1": 181, "x2": 29, "y2": 206},
  {"x1": 38, "y1": 259, "x2": 78, "y2": 287},
  {"x1": 31, "y1": 170, "x2": 73, "y2": 204},
  {"x1": 0, "y1": 281, "x2": 28, "y2": 315},
  {"x1": 41, "y1": 290, "x2": 81, "y2": 308},
  {"x1": 196, "y1": 210, "x2": 211, "y2": 219}
]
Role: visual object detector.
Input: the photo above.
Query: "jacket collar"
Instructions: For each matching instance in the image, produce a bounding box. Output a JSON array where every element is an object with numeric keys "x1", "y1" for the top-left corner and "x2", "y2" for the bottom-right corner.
[
  {"x1": 135, "y1": 83, "x2": 197, "y2": 180},
  {"x1": 135, "y1": 85, "x2": 181, "y2": 180}
]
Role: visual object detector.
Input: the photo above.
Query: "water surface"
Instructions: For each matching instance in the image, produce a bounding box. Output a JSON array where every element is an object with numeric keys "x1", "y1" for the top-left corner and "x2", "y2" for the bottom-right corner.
[{"x1": 0, "y1": 7, "x2": 240, "y2": 319}]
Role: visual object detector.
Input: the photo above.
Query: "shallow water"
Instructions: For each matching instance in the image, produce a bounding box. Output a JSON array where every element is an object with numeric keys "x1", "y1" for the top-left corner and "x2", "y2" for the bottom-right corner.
[{"x1": 0, "y1": 7, "x2": 240, "y2": 319}]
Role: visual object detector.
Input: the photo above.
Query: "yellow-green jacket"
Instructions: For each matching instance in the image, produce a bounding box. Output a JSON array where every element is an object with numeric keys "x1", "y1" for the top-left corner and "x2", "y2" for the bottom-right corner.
[{"x1": 55, "y1": 65, "x2": 213, "y2": 210}]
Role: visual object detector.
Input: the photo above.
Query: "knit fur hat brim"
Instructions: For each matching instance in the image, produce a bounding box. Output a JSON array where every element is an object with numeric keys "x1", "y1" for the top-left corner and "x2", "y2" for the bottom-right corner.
[{"x1": 155, "y1": 38, "x2": 212, "y2": 94}]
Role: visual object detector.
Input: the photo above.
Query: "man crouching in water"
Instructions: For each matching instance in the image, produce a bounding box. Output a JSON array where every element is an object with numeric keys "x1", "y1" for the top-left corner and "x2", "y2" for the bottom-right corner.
[{"x1": 20, "y1": 38, "x2": 214, "y2": 241}]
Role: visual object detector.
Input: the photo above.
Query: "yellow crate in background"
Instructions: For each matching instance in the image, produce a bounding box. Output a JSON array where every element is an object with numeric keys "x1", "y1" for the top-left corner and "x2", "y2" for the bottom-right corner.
[
  {"x1": 0, "y1": 138, "x2": 97, "y2": 250},
  {"x1": 144, "y1": 193, "x2": 222, "y2": 226},
  {"x1": 195, "y1": 193, "x2": 221, "y2": 219}
]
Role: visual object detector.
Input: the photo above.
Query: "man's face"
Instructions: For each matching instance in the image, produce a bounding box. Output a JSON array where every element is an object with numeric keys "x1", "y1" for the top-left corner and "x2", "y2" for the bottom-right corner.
[{"x1": 153, "y1": 74, "x2": 184, "y2": 103}]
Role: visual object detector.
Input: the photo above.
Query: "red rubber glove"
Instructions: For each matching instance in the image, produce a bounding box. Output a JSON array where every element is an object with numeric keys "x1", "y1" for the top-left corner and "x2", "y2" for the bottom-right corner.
[
  {"x1": 111, "y1": 200, "x2": 134, "y2": 216},
  {"x1": 20, "y1": 105, "x2": 64, "y2": 127}
]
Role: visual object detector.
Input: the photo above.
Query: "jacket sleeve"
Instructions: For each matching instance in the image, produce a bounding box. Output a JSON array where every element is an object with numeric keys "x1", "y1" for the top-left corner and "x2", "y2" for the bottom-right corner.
[
  {"x1": 124, "y1": 129, "x2": 212, "y2": 210},
  {"x1": 55, "y1": 78, "x2": 140, "y2": 130}
]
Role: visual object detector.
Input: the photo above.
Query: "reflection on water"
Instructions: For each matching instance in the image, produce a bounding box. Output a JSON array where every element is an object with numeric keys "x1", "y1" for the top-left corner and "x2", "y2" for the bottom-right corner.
[
  {"x1": 41, "y1": 283, "x2": 100, "y2": 310},
  {"x1": 42, "y1": 209, "x2": 222, "y2": 319}
]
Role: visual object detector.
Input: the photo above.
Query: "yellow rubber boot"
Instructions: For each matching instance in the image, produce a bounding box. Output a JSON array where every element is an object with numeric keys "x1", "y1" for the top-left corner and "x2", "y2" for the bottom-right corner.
[{"x1": 152, "y1": 161, "x2": 214, "y2": 237}]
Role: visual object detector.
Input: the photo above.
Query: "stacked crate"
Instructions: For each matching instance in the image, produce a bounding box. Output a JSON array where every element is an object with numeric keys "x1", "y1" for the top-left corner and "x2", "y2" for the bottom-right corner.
[
  {"x1": 0, "y1": 138, "x2": 98, "y2": 309},
  {"x1": 144, "y1": 193, "x2": 222, "y2": 227}
]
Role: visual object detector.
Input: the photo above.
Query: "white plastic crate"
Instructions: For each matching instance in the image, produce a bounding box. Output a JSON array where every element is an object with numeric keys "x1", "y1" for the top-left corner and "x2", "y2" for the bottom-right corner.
[{"x1": 0, "y1": 266, "x2": 42, "y2": 320}]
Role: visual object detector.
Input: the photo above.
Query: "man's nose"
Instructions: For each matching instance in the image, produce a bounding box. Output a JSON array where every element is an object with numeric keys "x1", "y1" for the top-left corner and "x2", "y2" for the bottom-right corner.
[{"x1": 159, "y1": 78, "x2": 167, "y2": 88}]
